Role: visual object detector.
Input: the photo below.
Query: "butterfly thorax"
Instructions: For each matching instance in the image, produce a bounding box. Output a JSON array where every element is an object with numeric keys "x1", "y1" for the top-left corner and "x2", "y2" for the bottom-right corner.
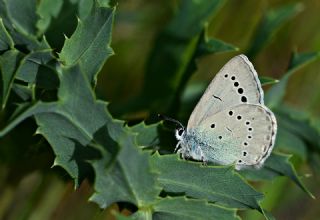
[
  {"x1": 177, "y1": 129, "x2": 215, "y2": 162},
  {"x1": 177, "y1": 128, "x2": 242, "y2": 165}
]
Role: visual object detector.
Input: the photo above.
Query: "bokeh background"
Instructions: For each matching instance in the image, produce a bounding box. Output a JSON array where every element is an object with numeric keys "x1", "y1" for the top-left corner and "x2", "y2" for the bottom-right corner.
[{"x1": 1, "y1": 0, "x2": 320, "y2": 219}]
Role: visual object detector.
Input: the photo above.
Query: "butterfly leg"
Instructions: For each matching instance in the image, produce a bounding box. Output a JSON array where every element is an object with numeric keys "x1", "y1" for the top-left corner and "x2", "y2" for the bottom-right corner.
[
  {"x1": 201, "y1": 158, "x2": 207, "y2": 166},
  {"x1": 177, "y1": 148, "x2": 185, "y2": 159},
  {"x1": 197, "y1": 146, "x2": 207, "y2": 166},
  {"x1": 174, "y1": 141, "x2": 181, "y2": 153}
]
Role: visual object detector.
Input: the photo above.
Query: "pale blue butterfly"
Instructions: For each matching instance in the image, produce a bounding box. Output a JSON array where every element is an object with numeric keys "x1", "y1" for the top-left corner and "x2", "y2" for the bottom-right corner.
[{"x1": 162, "y1": 55, "x2": 277, "y2": 170}]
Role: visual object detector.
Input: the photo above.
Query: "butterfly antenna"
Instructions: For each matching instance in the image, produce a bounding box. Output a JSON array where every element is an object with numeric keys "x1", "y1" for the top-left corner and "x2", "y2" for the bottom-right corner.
[{"x1": 158, "y1": 114, "x2": 184, "y2": 129}]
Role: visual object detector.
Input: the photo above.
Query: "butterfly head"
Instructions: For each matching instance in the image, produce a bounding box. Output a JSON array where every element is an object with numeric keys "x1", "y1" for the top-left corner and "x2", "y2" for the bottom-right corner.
[
  {"x1": 158, "y1": 114, "x2": 185, "y2": 140},
  {"x1": 175, "y1": 127, "x2": 185, "y2": 141}
]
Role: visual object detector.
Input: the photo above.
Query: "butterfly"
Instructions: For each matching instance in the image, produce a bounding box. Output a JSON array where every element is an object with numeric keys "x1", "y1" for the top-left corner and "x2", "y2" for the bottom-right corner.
[{"x1": 161, "y1": 54, "x2": 277, "y2": 170}]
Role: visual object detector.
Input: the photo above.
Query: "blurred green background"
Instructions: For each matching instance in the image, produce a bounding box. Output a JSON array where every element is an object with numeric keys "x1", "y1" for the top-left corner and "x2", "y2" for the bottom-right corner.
[{"x1": 1, "y1": 0, "x2": 320, "y2": 219}]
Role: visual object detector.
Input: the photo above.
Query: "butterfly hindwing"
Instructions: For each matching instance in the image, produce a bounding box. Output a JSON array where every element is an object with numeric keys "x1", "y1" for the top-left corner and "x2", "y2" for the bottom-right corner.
[
  {"x1": 187, "y1": 55, "x2": 264, "y2": 129},
  {"x1": 196, "y1": 104, "x2": 277, "y2": 169}
]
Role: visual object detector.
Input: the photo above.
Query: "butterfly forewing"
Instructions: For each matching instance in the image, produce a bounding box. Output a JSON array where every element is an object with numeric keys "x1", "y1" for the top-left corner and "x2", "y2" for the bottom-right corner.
[
  {"x1": 196, "y1": 104, "x2": 277, "y2": 169},
  {"x1": 187, "y1": 55, "x2": 264, "y2": 129}
]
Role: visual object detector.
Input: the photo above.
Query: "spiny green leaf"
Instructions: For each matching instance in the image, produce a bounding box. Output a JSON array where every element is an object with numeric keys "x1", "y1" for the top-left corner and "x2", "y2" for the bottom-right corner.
[
  {"x1": 0, "y1": 65, "x2": 120, "y2": 186},
  {"x1": 15, "y1": 49, "x2": 53, "y2": 83},
  {"x1": 265, "y1": 51, "x2": 320, "y2": 109},
  {"x1": 0, "y1": 49, "x2": 23, "y2": 109},
  {"x1": 0, "y1": 18, "x2": 13, "y2": 50},
  {"x1": 90, "y1": 129, "x2": 161, "y2": 209},
  {"x1": 59, "y1": 5, "x2": 115, "y2": 84},
  {"x1": 239, "y1": 153, "x2": 313, "y2": 198},
  {"x1": 0, "y1": 1, "x2": 38, "y2": 51},
  {"x1": 151, "y1": 153, "x2": 264, "y2": 210},
  {"x1": 152, "y1": 197, "x2": 239, "y2": 220},
  {"x1": 247, "y1": 3, "x2": 304, "y2": 58},
  {"x1": 0, "y1": 1, "x2": 51, "y2": 51},
  {"x1": 36, "y1": 65, "x2": 123, "y2": 186},
  {"x1": 43, "y1": 0, "x2": 78, "y2": 51},
  {"x1": 1, "y1": 65, "x2": 164, "y2": 215},
  {"x1": 3, "y1": 0, "x2": 38, "y2": 36},
  {"x1": 130, "y1": 122, "x2": 161, "y2": 148},
  {"x1": 130, "y1": 121, "x2": 177, "y2": 154}
]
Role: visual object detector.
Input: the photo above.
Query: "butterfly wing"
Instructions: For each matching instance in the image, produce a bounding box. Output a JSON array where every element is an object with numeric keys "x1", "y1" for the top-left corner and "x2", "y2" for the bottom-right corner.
[
  {"x1": 194, "y1": 104, "x2": 277, "y2": 169},
  {"x1": 187, "y1": 55, "x2": 264, "y2": 129}
]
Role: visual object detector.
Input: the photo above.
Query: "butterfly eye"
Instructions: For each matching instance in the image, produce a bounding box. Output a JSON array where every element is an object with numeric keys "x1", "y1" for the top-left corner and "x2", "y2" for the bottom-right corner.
[{"x1": 178, "y1": 129, "x2": 184, "y2": 136}]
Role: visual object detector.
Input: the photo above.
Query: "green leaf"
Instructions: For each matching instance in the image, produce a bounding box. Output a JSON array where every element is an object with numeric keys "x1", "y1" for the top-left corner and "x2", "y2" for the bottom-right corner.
[
  {"x1": 0, "y1": 18, "x2": 14, "y2": 51},
  {"x1": 265, "y1": 51, "x2": 320, "y2": 109},
  {"x1": 43, "y1": 0, "x2": 79, "y2": 51},
  {"x1": 276, "y1": 125, "x2": 307, "y2": 160},
  {"x1": 196, "y1": 27, "x2": 238, "y2": 57},
  {"x1": 0, "y1": 49, "x2": 23, "y2": 109},
  {"x1": 275, "y1": 105, "x2": 320, "y2": 152},
  {"x1": 264, "y1": 153, "x2": 313, "y2": 198},
  {"x1": 164, "y1": 26, "x2": 238, "y2": 116},
  {"x1": 152, "y1": 197, "x2": 239, "y2": 220},
  {"x1": 0, "y1": 0, "x2": 51, "y2": 51},
  {"x1": 97, "y1": 0, "x2": 111, "y2": 7},
  {"x1": 3, "y1": 0, "x2": 38, "y2": 36},
  {"x1": 130, "y1": 121, "x2": 177, "y2": 154},
  {"x1": 113, "y1": 0, "x2": 227, "y2": 116},
  {"x1": 76, "y1": 0, "x2": 94, "y2": 19},
  {"x1": 59, "y1": 5, "x2": 115, "y2": 84},
  {"x1": 247, "y1": 3, "x2": 304, "y2": 58},
  {"x1": 197, "y1": 37, "x2": 238, "y2": 56},
  {"x1": 288, "y1": 51, "x2": 320, "y2": 71},
  {"x1": 15, "y1": 49, "x2": 53, "y2": 84},
  {"x1": 0, "y1": 65, "x2": 119, "y2": 186},
  {"x1": 151, "y1": 153, "x2": 264, "y2": 210},
  {"x1": 36, "y1": 0, "x2": 63, "y2": 35},
  {"x1": 239, "y1": 153, "x2": 313, "y2": 198},
  {"x1": 166, "y1": 0, "x2": 225, "y2": 39},
  {"x1": 90, "y1": 129, "x2": 161, "y2": 210},
  {"x1": 11, "y1": 84, "x2": 32, "y2": 102},
  {"x1": 130, "y1": 122, "x2": 161, "y2": 148}
]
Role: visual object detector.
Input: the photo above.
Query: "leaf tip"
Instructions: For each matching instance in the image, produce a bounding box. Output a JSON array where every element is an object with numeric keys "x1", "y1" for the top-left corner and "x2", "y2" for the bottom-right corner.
[
  {"x1": 51, "y1": 160, "x2": 59, "y2": 168},
  {"x1": 63, "y1": 34, "x2": 69, "y2": 40},
  {"x1": 35, "y1": 128, "x2": 45, "y2": 136},
  {"x1": 76, "y1": 16, "x2": 82, "y2": 24}
]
